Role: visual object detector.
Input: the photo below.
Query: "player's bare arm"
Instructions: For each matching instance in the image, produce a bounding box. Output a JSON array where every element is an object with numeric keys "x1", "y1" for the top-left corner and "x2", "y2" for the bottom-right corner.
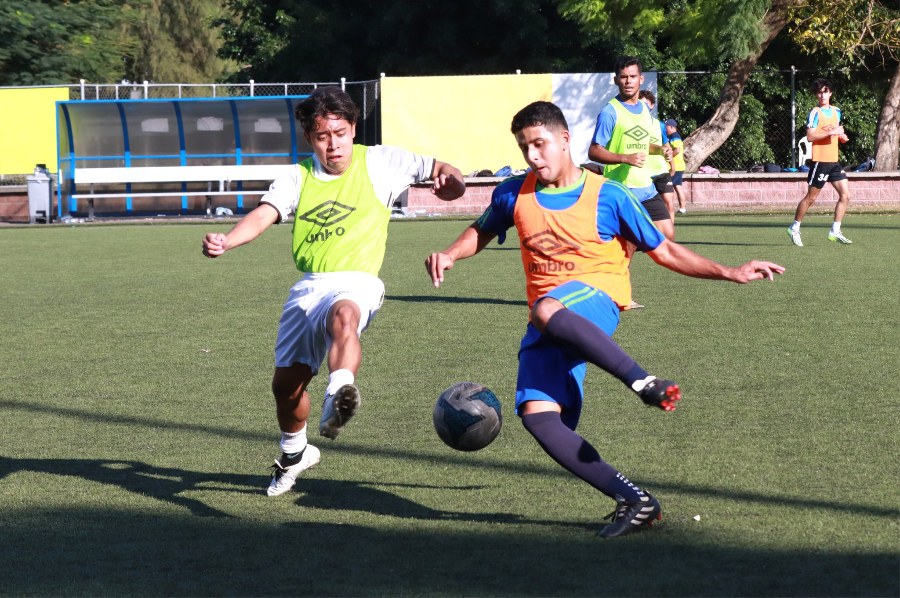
[
  {"x1": 425, "y1": 224, "x2": 496, "y2": 287},
  {"x1": 588, "y1": 143, "x2": 646, "y2": 168},
  {"x1": 430, "y1": 160, "x2": 466, "y2": 201},
  {"x1": 650, "y1": 143, "x2": 673, "y2": 161},
  {"x1": 202, "y1": 203, "x2": 279, "y2": 258},
  {"x1": 647, "y1": 239, "x2": 785, "y2": 283},
  {"x1": 807, "y1": 124, "x2": 845, "y2": 142}
]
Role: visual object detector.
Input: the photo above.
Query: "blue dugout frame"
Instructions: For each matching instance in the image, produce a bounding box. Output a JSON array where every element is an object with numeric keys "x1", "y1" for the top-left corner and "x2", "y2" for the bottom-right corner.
[{"x1": 56, "y1": 95, "x2": 310, "y2": 218}]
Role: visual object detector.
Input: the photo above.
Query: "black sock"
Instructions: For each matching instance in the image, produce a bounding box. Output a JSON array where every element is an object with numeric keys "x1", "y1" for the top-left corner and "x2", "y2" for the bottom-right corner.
[
  {"x1": 544, "y1": 309, "x2": 649, "y2": 388},
  {"x1": 521, "y1": 411, "x2": 643, "y2": 501}
]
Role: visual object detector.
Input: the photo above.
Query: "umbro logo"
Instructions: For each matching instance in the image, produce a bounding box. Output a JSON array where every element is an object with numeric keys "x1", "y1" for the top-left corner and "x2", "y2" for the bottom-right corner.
[
  {"x1": 624, "y1": 126, "x2": 648, "y2": 142},
  {"x1": 298, "y1": 200, "x2": 355, "y2": 227},
  {"x1": 522, "y1": 229, "x2": 580, "y2": 257}
]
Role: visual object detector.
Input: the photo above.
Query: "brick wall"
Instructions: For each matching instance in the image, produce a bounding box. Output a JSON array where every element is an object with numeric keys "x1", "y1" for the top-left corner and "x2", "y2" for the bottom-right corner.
[
  {"x1": 0, "y1": 187, "x2": 28, "y2": 223},
  {"x1": 3, "y1": 171, "x2": 898, "y2": 224},
  {"x1": 407, "y1": 172, "x2": 900, "y2": 216},
  {"x1": 681, "y1": 172, "x2": 898, "y2": 210}
]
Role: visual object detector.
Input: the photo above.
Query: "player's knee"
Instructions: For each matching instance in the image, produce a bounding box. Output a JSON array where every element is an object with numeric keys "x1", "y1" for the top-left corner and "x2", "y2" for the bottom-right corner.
[
  {"x1": 271, "y1": 367, "x2": 312, "y2": 403},
  {"x1": 272, "y1": 379, "x2": 302, "y2": 403},
  {"x1": 329, "y1": 302, "x2": 361, "y2": 334},
  {"x1": 530, "y1": 298, "x2": 563, "y2": 332}
]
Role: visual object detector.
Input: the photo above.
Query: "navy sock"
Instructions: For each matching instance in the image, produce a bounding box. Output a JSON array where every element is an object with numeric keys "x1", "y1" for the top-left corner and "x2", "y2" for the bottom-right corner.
[
  {"x1": 521, "y1": 411, "x2": 644, "y2": 501},
  {"x1": 543, "y1": 309, "x2": 649, "y2": 388}
]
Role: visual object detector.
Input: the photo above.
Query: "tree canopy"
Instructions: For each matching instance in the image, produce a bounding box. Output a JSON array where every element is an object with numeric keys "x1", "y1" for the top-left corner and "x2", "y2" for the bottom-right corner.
[
  {"x1": 0, "y1": 0, "x2": 133, "y2": 85},
  {"x1": 0, "y1": 0, "x2": 233, "y2": 86},
  {"x1": 1, "y1": 0, "x2": 896, "y2": 169},
  {"x1": 215, "y1": 0, "x2": 618, "y2": 81}
]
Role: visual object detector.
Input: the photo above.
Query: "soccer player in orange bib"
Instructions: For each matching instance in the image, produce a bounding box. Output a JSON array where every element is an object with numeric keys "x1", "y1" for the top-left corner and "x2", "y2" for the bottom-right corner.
[
  {"x1": 426, "y1": 101, "x2": 784, "y2": 538},
  {"x1": 788, "y1": 78, "x2": 854, "y2": 246}
]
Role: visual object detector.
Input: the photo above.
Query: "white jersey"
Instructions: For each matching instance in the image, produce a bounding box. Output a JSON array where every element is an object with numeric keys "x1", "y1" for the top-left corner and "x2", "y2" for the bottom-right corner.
[{"x1": 260, "y1": 145, "x2": 435, "y2": 222}]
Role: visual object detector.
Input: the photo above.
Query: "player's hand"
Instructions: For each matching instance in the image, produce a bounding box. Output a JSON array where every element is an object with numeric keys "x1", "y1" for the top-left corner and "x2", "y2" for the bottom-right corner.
[
  {"x1": 662, "y1": 146, "x2": 673, "y2": 161},
  {"x1": 425, "y1": 252, "x2": 454, "y2": 287},
  {"x1": 731, "y1": 260, "x2": 785, "y2": 283},
  {"x1": 838, "y1": 133, "x2": 850, "y2": 144},
  {"x1": 627, "y1": 152, "x2": 646, "y2": 167},
  {"x1": 432, "y1": 172, "x2": 466, "y2": 201},
  {"x1": 202, "y1": 233, "x2": 227, "y2": 258}
]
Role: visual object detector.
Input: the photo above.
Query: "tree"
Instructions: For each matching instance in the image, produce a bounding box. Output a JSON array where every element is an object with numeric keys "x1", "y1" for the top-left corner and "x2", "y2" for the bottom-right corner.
[
  {"x1": 0, "y1": 0, "x2": 135, "y2": 85},
  {"x1": 216, "y1": 0, "x2": 617, "y2": 82},
  {"x1": 124, "y1": 0, "x2": 236, "y2": 84},
  {"x1": 788, "y1": 0, "x2": 900, "y2": 170},
  {"x1": 560, "y1": 0, "x2": 801, "y2": 171}
]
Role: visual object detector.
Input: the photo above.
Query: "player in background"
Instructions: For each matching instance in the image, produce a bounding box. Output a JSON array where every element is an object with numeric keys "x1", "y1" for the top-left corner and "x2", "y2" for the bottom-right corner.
[
  {"x1": 203, "y1": 86, "x2": 465, "y2": 496},
  {"x1": 665, "y1": 119, "x2": 688, "y2": 214},
  {"x1": 788, "y1": 78, "x2": 853, "y2": 246},
  {"x1": 638, "y1": 90, "x2": 678, "y2": 225},
  {"x1": 425, "y1": 101, "x2": 784, "y2": 538},
  {"x1": 589, "y1": 56, "x2": 674, "y2": 242}
]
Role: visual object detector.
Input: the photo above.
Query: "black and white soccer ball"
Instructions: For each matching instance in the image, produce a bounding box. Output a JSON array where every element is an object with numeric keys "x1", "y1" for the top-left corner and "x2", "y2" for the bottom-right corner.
[{"x1": 433, "y1": 382, "x2": 502, "y2": 451}]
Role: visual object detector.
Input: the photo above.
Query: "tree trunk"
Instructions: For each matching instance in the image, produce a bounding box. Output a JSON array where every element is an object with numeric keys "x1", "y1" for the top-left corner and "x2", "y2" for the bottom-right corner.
[
  {"x1": 682, "y1": 1, "x2": 795, "y2": 172},
  {"x1": 873, "y1": 62, "x2": 900, "y2": 171}
]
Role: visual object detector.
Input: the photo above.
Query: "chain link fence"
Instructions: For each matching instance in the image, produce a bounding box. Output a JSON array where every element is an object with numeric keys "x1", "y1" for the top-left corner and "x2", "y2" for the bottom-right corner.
[
  {"x1": 1, "y1": 71, "x2": 880, "y2": 183},
  {"x1": 658, "y1": 69, "x2": 879, "y2": 172},
  {"x1": 67, "y1": 79, "x2": 382, "y2": 146}
]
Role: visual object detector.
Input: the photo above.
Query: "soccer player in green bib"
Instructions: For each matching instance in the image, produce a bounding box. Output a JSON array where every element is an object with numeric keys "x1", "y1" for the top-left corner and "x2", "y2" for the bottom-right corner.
[
  {"x1": 202, "y1": 87, "x2": 466, "y2": 496},
  {"x1": 589, "y1": 57, "x2": 674, "y2": 242}
]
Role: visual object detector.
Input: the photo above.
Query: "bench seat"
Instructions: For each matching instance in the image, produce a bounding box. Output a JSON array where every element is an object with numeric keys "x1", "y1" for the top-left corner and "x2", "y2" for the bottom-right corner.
[{"x1": 72, "y1": 164, "x2": 296, "y2": 219}]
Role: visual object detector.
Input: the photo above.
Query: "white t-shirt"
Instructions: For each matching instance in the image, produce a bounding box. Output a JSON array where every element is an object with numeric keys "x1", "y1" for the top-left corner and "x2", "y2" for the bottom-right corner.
[{"x1": 261, "y1": 145, "x2": 435, "y2": 222}]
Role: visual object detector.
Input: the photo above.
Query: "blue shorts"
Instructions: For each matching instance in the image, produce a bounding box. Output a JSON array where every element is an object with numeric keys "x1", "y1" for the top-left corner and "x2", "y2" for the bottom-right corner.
[
  {"x1": 672, "y1": 171, "x2": 684, "y2": 186},
  {"x1": 515, "y1": 280, "x2": 621, "y2": 429}
]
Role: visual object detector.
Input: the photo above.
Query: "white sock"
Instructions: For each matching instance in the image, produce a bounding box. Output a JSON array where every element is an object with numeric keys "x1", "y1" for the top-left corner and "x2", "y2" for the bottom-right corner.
[
  {"x1": 791, "y1": 220, "x2": 801, "y2": 232},
  {"x1": 325, "y1": 368, "x2": 355, "y2": 397},
  {"x1": 831, "y1": 222, "x2": 841, "y2": 234},
  {"x1": 631, "y1": 375, "x2": 657, "y2": 393},
  {"x1": 280, "y1": 426, "x2": 307, "y2": 454}
]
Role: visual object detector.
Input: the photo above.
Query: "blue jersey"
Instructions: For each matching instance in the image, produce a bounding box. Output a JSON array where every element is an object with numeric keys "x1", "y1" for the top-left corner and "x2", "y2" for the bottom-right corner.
[
  {"x1": 591, "y1": 97, "x2": 658, "y2": 201},
  {"x1": 658, "y1": 120, "x2": 670, "y2": 144},
  {"x1": 475, "y1": 172, "x2": 665, "y2": 252},
  {"x1": 807, "y1": 106, "x2": 842, "y2": 129}
]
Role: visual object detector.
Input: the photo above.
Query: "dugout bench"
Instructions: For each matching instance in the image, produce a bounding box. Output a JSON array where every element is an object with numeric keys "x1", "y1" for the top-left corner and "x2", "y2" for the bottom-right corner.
[{"x1": 71, "y1": 164, "x2": 295, "y2": 220}]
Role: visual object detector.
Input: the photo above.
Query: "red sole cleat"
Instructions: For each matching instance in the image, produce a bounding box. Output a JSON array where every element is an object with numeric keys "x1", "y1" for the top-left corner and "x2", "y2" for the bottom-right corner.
[{"x1": 660, "y1": 385, "x2": 682, "y2": 411}]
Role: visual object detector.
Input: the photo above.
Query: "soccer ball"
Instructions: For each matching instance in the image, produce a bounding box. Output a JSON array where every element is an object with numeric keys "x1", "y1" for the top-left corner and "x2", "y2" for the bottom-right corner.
[{"x1": 433, "y1": 382, "x2": 502, "y2": 451}]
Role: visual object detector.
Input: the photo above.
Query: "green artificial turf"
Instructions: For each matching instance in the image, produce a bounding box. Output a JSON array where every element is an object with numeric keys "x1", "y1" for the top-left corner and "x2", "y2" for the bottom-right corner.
[{"x1": 0, "y1": 213, "x2": 897, "y2": 596}]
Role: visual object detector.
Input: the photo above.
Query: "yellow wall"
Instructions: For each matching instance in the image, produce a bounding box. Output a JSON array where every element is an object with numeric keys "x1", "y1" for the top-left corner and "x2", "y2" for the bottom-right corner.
[
  {"x1": 381, "y1": 75, "x2": 552, "y2": 175},
  {"x1": 0, "y1": 87, "x2": 68, "y2": 174}
]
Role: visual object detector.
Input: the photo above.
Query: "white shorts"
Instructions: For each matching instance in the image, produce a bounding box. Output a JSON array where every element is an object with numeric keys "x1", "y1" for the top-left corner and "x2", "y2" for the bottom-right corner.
[{"x1": 274, "y1": 271, "x2": 385, "y2": 372}]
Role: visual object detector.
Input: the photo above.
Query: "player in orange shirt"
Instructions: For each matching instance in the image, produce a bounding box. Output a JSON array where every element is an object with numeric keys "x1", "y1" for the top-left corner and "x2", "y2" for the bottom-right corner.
[
  {"x1": 426, "y1": 101, "x2": 784, "y2": 538},
  {"x1": 788, "y1": 78, "x2": 853, "y2": 246}
]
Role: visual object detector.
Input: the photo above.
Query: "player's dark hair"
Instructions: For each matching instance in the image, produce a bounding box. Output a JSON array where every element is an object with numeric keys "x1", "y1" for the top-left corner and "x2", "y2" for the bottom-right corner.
[
  {"x1": 638, "y1": 89, "x2": 656, "y2": 105},
  {"x1": 510, "y1": 101, "x2": 569, "y2": 135},
  {"x1": 614, "y1": 56, "x2": 642, "y2": 75},
  {"x1": 810, "y1": 78, "x2": 833, "y2": 94},
  {"x1": 295, "y1": 86, "x2": 360, "y2": 136}
]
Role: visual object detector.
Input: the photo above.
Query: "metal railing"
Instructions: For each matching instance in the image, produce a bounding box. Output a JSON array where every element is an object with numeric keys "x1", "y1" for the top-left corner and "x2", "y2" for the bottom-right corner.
[
  {"x1": 69, "y1": 78, "x2": 382, "y2": 147},
  {"x1": 2, "y1": 69, "x2": 879, "y2": 179}
]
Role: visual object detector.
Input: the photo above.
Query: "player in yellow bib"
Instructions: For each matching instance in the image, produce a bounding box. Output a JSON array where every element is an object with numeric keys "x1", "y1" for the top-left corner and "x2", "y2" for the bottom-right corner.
[
  {"x1": 426, "y1": 101, "x2": 784, "y2": 538},
  {"x1": 202, "y1": 87, "x2": 465, "y2": 496},
  {"x1": 788, "y1": 78, "x2": 853, "y2": 246},
  {"x1": 638, "y1": 89, "x2": 678, "y2": 224},
  {"x1": 665, "y1": 119, "x2": 688, "y2": 214}
]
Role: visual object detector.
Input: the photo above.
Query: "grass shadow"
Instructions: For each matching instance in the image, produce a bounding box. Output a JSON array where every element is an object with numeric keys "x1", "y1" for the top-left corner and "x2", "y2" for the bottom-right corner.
[{"x1": 0, "y1": 506, "x2": 895, "y2": 596}]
